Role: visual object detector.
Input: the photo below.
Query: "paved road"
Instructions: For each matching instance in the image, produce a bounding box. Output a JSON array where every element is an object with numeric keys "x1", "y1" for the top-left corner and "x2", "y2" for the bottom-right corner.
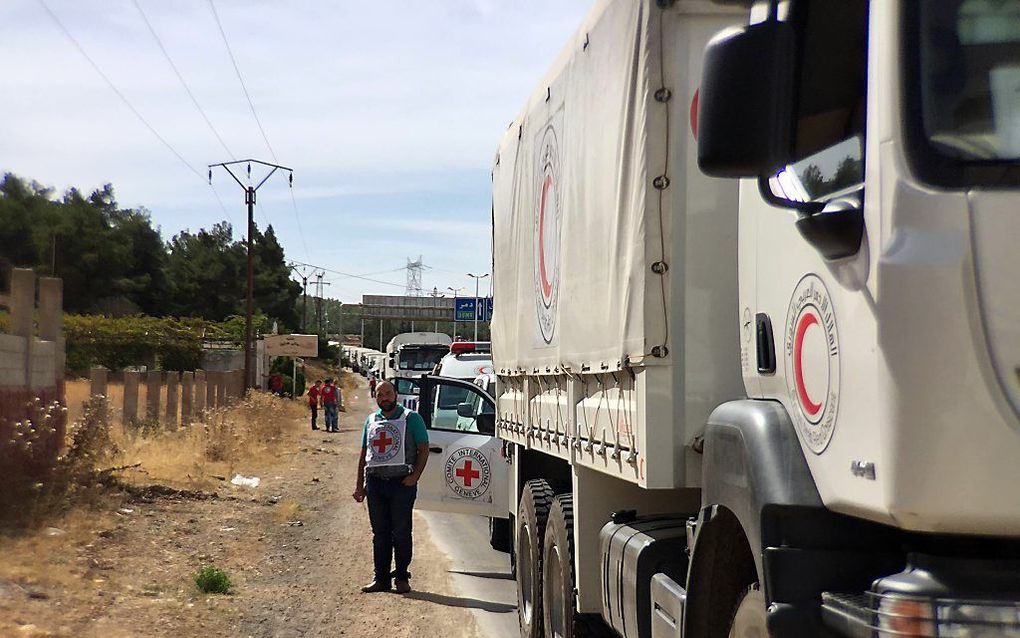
[{"x1": 419, "y1": 511, "x2": 520, "y2": 637}]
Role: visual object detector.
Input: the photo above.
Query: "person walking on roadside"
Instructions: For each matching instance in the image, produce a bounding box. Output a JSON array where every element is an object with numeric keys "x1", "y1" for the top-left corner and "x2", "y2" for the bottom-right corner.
[
  {"x1": 352, "y1": 381, "x2": 429, "y2": 594},
  {"x1": 369, "y1": 373, "x2": 377, "y2": 399},
  {"x1": 321, "y1": 378, "x2": 339, "y2": 432},
  {"x1": 307, "y1": 379, "x2": 322, "y2": 431}
]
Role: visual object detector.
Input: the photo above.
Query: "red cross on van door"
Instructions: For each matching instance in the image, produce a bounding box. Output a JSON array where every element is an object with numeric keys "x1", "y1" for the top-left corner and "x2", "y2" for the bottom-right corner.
[{"x1": 456, "y1": 460, "x2": 480, "y2": 487}]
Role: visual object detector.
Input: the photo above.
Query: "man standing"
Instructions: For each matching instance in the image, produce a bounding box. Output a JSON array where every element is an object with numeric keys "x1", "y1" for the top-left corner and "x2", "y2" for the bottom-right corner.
[
  {"x1": 321, "y1": 378, "x2": 339, "y2": 432},
  {"x1": 369, "y1": 373, "x2": 377, "y2": 399},
  {"x1": 307, "y1": 379, "x2": 322, "y2": 431},
  {"x1": 352, "y1": 381, "x2": 428, "y2": 594}
]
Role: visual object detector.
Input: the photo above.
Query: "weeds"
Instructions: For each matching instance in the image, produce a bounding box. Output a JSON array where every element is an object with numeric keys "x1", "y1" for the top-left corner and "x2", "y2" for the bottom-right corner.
[
  {"x1": 194, "y1": 566, "x2": 232, "y2": 594},
  {"x1": 2, "y1": 395, "x2": 112, "y2": 530},
  {"x1": 3, "y1": 385, "x2": 302, "y2": 532}
]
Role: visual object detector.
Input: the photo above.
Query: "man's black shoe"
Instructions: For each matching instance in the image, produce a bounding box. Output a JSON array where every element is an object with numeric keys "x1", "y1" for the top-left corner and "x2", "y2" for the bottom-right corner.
[
  {"x1": 361, "y1": 580, "x2": 392, "y2": 593},
  {"x1": 395, "y1": 579, "x2": 411, "y2": 594}
]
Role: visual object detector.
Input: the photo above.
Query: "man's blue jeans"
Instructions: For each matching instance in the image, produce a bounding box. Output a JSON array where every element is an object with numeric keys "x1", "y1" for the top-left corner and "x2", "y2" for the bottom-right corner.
[
  {"x1": 324, "y1": 403, "x2": 338, "y2": 430},
  {"x1": 365, "y1": 475, "x2": 417, "y2": 582}
]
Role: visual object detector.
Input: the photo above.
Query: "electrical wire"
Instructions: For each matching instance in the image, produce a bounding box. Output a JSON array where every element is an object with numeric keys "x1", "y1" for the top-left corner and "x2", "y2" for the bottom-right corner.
[
  {"x1": 132, "y1": 0, "x2": 236, "y2": 160},
  {"x1": 38, "y1": 0, "x2": 206, "y2": 182},
  {"x1": 287, "y1": 260, "x2": 407, "y2": 289},
  {"x1": 207, "y1": 0, "x2": 311, "y2": 262},
  {"x1": 39, "y1": 0, "x2": 235, "y2": 227},
  {"x1": 207, "y1": 0, "x2": 277, "y2": 163}
]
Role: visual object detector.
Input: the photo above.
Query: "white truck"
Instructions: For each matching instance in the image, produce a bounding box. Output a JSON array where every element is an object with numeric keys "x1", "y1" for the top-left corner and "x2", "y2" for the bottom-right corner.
[
  {"x1": 406, "y1": 0, "x2": 1020, "y2": 636},
  {"x1": 384, "y1": 332, "x2": 452, "y2": 409}
]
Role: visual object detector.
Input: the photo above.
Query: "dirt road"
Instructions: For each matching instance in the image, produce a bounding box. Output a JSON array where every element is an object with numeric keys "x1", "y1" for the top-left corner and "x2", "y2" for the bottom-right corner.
[{"x1": 1, "y1": 377, "x2": 484, "y2": 638}]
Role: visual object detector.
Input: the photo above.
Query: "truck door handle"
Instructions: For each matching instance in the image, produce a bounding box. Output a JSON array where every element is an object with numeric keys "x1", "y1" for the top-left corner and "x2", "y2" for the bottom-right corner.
[{"x1": 429, "y1": 446, "x2": 443, "y2": 454}]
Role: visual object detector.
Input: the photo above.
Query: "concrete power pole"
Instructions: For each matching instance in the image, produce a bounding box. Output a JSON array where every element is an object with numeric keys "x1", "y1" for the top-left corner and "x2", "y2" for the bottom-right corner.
[
  {"x1": 209, "y1": 159, "x2": 293, "y2": 392},
  {"x1": 430, "y1": 286, "x2": 442, "y2": 333}
]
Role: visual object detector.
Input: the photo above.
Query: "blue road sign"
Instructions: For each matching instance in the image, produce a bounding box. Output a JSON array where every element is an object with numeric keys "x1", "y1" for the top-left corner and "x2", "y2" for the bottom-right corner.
[
  {"x1": 455, "y1": 298, "x2": 476, "y2": 322},
  {"x1": 454, "y1": 298, "x2": 493, "y2": 322}
]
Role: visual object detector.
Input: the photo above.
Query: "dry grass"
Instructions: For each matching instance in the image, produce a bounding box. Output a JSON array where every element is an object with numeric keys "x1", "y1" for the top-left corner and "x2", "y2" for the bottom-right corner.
[
  {"x1": 114, "y1": 392, "x2": 304, "y2": 491},
  {"x1": 5, "y1": 383, "x2": 305, "y2": 531},
  {"x1": 0, "y1": 507, "x2": 118, "y2": 588},
  {"x1": 273, "y1": 499, "x2": 305, "y2": 524}
]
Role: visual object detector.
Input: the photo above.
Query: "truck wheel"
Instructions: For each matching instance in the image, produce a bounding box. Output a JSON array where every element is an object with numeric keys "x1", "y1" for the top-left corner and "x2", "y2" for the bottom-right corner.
[
  {"x1": 728, "y1": 587, "x2": 770, "y2": 638},
  {"x1": 489, "y1": 516, "x2": 512, "y2": 553},
  {"x1": 543, "y1": 493, "x2": 576, "y2": 638},
  {"x1": 518, "y1": 479, "x2": 554, "y2": 638}
]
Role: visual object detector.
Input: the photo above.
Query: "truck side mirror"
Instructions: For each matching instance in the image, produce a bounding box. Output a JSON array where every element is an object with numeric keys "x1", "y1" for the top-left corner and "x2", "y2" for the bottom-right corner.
[
  {"x1": 457, "y1": 402, "x2": 476, "y2": 418},
  {"x1": 697, "y1": 20, "x2": 796, "y2": 178}
]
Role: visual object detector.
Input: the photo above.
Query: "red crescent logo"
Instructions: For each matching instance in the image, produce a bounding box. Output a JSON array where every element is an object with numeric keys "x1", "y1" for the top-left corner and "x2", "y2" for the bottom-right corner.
[
  {"x1": 538, "y1": 174, "x2": 554, "y2": 301},
  {"x1": 690, "y1": 89, "x2": 700, "y2": 139},
  {"x1": 793, "y1": 313, "x2": 822, "y2": 416}
]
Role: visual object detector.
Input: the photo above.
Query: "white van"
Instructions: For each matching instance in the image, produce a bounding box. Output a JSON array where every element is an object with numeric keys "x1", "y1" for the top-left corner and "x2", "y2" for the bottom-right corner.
[{"x1": 432, "y1": 343, "x2": 494, "y2": 430}]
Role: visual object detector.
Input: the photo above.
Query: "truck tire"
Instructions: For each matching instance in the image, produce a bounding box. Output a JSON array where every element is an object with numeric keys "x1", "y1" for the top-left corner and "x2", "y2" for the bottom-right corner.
[
  {"x1": 543, "y1": 493, "x2": 575, "y2": 638},
  {"x1": 518, "y1": 479, "x2": 554, "y2": 638},
  {"x1": 728, "y1": 587, "x2": 770, "y2": 638},
  {"x1": 489, "y1": 516, "x2": 512, "y2": 553}
]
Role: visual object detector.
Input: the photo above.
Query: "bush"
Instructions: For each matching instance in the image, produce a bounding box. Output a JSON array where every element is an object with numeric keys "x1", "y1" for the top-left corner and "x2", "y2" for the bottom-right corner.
[
  {"x1": 62, "y1": 313, "x2": 273, "y2": 375},
  {"x1": 194, "y1": 566, "x2": 231, "y2": 594}
]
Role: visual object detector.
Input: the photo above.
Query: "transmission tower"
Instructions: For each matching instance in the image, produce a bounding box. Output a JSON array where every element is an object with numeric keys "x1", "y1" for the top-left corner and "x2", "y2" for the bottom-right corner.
[{"x1": 405, "y1": 256, "x2": 424, "y2": 297}]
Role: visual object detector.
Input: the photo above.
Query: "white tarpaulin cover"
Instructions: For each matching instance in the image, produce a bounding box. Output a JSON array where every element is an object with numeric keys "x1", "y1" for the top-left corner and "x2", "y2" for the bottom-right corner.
[
  {"x1": 492, "y1": 0, "x2": 746, "y2": 488},
  {"x1": 494, "y1": 0, "x2": 745, "y2": 375},
  {"x1": 493, "y1": 0, "x2": 666, "y2": 374}
]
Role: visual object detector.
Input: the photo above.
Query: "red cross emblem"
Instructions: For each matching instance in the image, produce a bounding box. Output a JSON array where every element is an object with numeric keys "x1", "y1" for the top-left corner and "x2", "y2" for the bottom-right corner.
[
  {"x1": 455, "y1": 460, "x2": 480, "y2": 487},
  {"x1": 372, "y1": 431, "x2": 393, "y2": 454}
]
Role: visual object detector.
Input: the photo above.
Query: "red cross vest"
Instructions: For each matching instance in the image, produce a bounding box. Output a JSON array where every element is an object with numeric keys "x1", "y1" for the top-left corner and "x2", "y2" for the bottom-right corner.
[{"x1": 365, "y1": 409, "x2": 416, "y2": 478}]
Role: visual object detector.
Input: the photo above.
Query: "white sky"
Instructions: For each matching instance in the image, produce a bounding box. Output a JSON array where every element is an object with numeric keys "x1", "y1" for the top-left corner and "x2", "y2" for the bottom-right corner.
[{"x1": 0, "y1": 0, "x2": 592, "y2": 302}]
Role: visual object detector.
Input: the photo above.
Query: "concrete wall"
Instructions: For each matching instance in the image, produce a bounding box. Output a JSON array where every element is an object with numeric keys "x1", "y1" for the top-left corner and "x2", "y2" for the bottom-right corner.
[{"x1": 0, "y1": 269, "x2": 65, "y2": 468}]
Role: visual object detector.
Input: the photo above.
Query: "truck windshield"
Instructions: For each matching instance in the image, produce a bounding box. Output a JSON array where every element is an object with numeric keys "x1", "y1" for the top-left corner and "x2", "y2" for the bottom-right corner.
[
  {"x1": 917, "y1": 1, "x2": 1020, "y2": 163},
  {"x1": 398, "y1": 347, "x2": 447, "y2": 371}
]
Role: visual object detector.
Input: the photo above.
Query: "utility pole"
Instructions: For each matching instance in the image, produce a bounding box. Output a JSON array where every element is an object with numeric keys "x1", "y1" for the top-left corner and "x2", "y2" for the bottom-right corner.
[
  {"x1": 209, "y1": 158, "x2": 293, "y2": 392},
  {"x1": 447, "y1": 286, "x2": 464, "y2": 341},
  {"x1": 288, "y1": 263, "x2": 312, "y2": 333},
  {"x1": 314, "y1": 272, "x2": 330, "y2": 337},
  {"x1": 467, "y1": 273, "x2": 489, "y2": 342},
  {"x1": 430, "y1": 287, "x2": 443, "y2": 333}
]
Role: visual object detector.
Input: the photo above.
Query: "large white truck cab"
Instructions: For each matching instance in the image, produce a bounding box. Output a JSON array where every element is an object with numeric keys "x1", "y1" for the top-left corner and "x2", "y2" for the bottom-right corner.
[
  {"x1": 384, "y1": 332, "x2": 452, "y2": 411},
  {"x1": 412, "y1": 1, "x2": 1020, "y2": 637},
  {"x1": 384, "y1": 332, "x2": 451, "y2": 381}
]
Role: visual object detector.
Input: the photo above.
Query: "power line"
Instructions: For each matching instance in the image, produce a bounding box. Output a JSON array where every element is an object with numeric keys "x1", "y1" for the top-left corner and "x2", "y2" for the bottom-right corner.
[
  {"x1": 287, "y1": 260, "x2": 407, "y2": 290},
  {"x1": 207, "y1": 0, "x2": 277, "y2": 162},
  {"x1": 132, "y1": 0, "x2": 236, "y2": 160},
  {"x1": 287, "y1": 186, "x2": 311, "y2": 261},
  {"x1": 38, "y1": 0, "x2": 205, "y2": 181},
  {"x1": 207, "y1": 0, "x2": 310, "y2": 262}
]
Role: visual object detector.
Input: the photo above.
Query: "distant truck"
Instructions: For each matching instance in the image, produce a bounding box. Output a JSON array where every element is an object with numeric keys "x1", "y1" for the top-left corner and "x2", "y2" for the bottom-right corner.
[
  {"x1": 384, "y1": 332, "x2": 452, "y2": 409},
  {"x1": 410, "y1": 0, "x2": 1020, "y2": 637}
]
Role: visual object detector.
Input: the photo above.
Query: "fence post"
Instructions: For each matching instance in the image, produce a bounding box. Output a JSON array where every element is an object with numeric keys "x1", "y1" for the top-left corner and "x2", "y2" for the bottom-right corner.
[
  {"x1": 90, "y1": 367, "x2": 108, "y2": 397},
  {"x1": 38, "y1": 277, "x2": 64, "y2": 384},
  {"x1": 195, "y1": 370, "x2": 207, "y2": 415},
  {"x1": 165, "y1": 371, "x2": 179, "y2": 428},
  {"x1": 146, "y1": 370, "x2": 162, "y2": 422},
  {"x1": 206, "y1": 370, "x2": 217, "y2": 410},
  {"x1": 216, "y1": 371, "x2": 228, "y2": 408},
  {"x1": 123, "y1": 370, "x2": 140, "y2": 425},
  {"x1": 181, "y1": 371, "x2": 194, "y2": 426},
  {"x1": 11, "y1": 269, "x2": 34, "y2": 388}
]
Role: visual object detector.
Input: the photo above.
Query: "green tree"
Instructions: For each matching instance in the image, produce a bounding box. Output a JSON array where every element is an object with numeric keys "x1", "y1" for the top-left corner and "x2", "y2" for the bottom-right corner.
[
  {"x1": 166, "y1": 222, "x2": 246, "y2": 321},
  {"x1": 252, "y1": 225, "x2": 301, "y2": 330}
]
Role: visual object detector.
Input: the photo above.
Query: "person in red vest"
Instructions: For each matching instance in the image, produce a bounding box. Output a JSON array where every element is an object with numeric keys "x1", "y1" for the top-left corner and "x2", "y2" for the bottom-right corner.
[
  {"x1": 269, "y1": 372, "x2": 285, "y2": 396},
  {"x1": 307, "y1": 379, "x2": 322, "y2": 431},
  {"x1": 369, "y1": 373, "x2": 377, "y2": 398},
  {"x1": 321, "y1": 378, "x2": 340, "y2": 432}
]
